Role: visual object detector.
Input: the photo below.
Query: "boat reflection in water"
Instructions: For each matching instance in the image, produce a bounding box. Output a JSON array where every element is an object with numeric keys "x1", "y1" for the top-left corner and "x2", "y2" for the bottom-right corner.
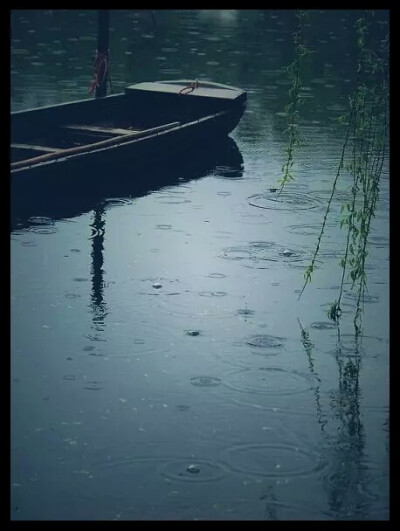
[
  {"x1": 11, "y1": 135, "x2": 243, "y2": 230},
  {"x1": 11, "y1": 135, "x2": 243, "y2": 333}
]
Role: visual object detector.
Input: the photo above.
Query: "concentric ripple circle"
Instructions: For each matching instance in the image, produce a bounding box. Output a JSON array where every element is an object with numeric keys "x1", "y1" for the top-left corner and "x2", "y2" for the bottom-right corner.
[
  {"x1": 285, "y1": 222, "x2": 336, "y2": 237},
  {"x1": 83, "y1": 380, "x2": 103, "y2": 391},
  {"x1": 28, "y1": 225, "x2": 58, "y2": 234},
  {"x1": 159, "y1": 458, "x2": 227, "y2": 482},
  {"x1": 158, "y1": 292, "x2": 232, "y2": 320},
  {"x1": 105, "y1": 198, "x2": 133, "y2": 209},
  {"x1": 190, "y1": 376, "x2": 222, "y2": 387},
  {"x1": 245, "y1": 334, "x2": 285, "y2": 349},
  {"x1": 219, "y1": 247, "x2": 253, "y2": 261},
  {"x1": 161, "y1": 185, "x2": 194, "y2": 194},
  {"x1": 27, "y1": 215, "x2": 55, "y2": 225},
  {"x1": 207, "y1": 272, "x2": 227, "y2": 279},
  {"x1": 213, "y1": 165, "x2": 243, "y2": 179},
  {"x1": 155, "y1": 196, "x2": 191, "y2": 205},
  {"x1": 156, "y1": 224, "x2": 172, "y2": 230},
  {"x1": 219, "y1": 241, "x2": 313, "y2": 270},
  {"x1": 224, "y1": 443, "x2": 326, "y2": 478},
  {"x1": 19, "y1": 240, "x2": 37, "y2": 246},
  {"x1": 223, "y1": 367, "x2": 312, "y2": 396},
  {"x1": 248, "y1": 191, "x2": 324, "y2": 211}
]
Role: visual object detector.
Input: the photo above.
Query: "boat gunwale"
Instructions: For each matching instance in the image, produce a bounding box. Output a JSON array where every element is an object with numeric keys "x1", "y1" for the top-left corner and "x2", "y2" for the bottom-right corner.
[
  {"x1": 156, "y1": 79, "x2": 241, "y2": 90},
  {"x1": 11, "y1": 80, "x2": 244, "y2": 117},
  {"x1": 11, "y1": 92, "x2": 124, "y2": 117}
]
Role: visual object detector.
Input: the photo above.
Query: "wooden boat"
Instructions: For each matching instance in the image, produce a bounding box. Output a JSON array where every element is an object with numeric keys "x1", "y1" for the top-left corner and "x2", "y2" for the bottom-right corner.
[{"x1": 11, "y1": 80, "x2": 246, "y2": 178}]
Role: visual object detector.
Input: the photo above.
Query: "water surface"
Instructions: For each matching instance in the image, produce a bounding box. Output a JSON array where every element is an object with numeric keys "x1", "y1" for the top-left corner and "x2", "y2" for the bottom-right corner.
[{"x1": 11, "y1": 9, "x2": 389, "y2": 521}]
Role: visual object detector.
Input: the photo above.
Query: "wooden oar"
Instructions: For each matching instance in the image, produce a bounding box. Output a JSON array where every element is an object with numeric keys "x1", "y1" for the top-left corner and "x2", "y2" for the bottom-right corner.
[
  {"x1": 11, "y1": 143, "x2": 60, "y2": 154},
  {"x1": 63, "y1": 125, "x2": 139, "y2": 136},
  {"x1": 11, "y1": 122, "x2": 180, "y2": 170}
]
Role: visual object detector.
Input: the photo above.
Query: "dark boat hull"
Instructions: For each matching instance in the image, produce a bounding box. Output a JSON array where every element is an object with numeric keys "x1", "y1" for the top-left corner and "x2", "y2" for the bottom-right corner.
[{"x1": 11, "y1": 80, "x2": 247, "y2": 179}]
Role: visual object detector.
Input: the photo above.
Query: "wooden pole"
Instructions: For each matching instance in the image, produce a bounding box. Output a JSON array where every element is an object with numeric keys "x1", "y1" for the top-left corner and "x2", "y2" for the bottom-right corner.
[{"x1": 95, "y1": 10, "x2": 110, "y2": 98}]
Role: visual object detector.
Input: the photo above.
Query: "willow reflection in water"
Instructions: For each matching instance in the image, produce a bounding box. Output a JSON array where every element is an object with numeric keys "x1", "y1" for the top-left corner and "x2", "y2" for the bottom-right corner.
[{"x1": 297, "y1": 322, "x2": 387, "y2": 520}]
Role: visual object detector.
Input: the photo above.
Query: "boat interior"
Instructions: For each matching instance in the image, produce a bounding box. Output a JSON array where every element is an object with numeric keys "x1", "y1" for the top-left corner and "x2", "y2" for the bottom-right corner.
[
  {"x1": 10, "y1": 120, "x2": 182, "y2": 165},
  {"x1": 10, "y1": 99, "x2": 181, "y2": 165}
]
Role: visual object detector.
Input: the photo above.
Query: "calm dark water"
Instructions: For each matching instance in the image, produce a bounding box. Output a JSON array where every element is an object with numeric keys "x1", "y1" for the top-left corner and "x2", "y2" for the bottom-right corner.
[{"x1": 11, "y1": 10, "x2": 389, "y2": 520}]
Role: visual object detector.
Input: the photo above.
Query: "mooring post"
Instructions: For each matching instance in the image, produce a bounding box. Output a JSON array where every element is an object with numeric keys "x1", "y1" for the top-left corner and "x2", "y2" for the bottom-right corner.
[{"x1": 95, "y1": 10, "x2": 110, "y2": 98}]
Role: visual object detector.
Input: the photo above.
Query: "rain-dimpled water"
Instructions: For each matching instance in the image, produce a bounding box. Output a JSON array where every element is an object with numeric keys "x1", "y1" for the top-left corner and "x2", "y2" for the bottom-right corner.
[{"x1": 11, "y1": 10, "x2": 389, "y2": 520}]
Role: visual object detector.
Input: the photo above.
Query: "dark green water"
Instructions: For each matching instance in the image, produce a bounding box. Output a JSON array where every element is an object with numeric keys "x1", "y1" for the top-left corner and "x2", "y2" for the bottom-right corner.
[{"x1": 11, "y1": 10, "x2": 389, "y2": 520}]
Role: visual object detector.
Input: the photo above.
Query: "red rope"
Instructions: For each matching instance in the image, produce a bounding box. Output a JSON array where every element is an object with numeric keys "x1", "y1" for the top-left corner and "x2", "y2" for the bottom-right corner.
[
  {"x1": 89, "y1": 50, "x2": 111, "y2": 94},
  {"x1": 179, "y1": 80, "x2": 199, "y2": 95}
]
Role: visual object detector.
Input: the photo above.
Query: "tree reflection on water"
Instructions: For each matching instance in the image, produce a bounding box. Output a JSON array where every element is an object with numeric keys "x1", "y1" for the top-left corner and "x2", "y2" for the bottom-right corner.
[
  {"x1": 90, "y1": 205, "x2": 107, "y2": 333},
  {"x1": 298, "y1": 323, "x2": 374, "y2": 519},
  {"x1": 326, "y1": 334, "x2": 370, "y2": 519}
]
